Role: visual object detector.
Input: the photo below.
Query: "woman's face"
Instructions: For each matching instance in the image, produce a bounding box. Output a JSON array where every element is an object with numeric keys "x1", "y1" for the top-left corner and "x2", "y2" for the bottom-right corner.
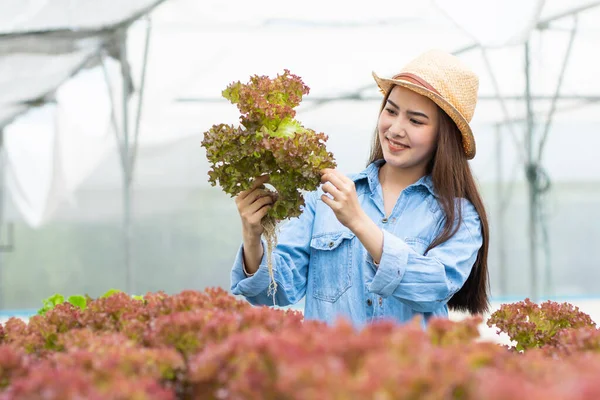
[{"x1": 377, "y1": 85, "x2": 439, "y2": 174}]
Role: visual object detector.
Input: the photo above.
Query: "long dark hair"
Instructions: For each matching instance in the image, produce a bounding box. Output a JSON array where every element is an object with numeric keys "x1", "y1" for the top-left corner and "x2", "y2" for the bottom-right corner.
[{"x1": 367, "y1": 88, "x2": 490, "y2": 314}]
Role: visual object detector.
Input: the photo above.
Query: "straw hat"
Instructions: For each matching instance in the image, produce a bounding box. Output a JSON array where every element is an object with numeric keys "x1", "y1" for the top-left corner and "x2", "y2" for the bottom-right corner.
[{"x1": 372, "y1": 49, "x2": 479, "y2": 159}]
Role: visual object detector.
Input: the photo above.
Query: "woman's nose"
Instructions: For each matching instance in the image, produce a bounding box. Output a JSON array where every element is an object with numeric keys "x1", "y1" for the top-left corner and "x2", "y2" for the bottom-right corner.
[{"x1": 389, "y1": 117, "x2": 407, "y2": 137}]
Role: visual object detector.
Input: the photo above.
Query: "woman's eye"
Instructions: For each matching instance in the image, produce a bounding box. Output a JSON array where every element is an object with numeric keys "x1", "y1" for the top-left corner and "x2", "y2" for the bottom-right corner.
[
  {"x1": 385, "y1": 108, "x2": 396, "y2": 115},
  {"x1": 411, "y1": 119, "x2": 424, "y2": 125}
]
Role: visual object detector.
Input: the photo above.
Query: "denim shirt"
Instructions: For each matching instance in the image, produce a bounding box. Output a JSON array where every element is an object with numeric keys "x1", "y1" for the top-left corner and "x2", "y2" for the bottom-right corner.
[{"x1": 230, "y1": 160, "x2": 483, "y2": 329}]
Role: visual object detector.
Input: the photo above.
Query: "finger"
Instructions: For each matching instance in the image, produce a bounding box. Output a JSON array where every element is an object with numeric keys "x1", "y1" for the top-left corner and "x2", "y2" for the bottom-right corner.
[
  {"x1": 322, "y1": 172, "x2": 347, "y2": 193},
  {"x1": 241, "y1": 197, "x2": 270, "y2": 222},
  {"x1": 247, "y1": 194, "x2": 274, "y2": 214},
  {"x1": 239, "y1": 175, "x2": 270, "y2": 201},
  {"x1": 321, "y1": 182, "x2": 342, "y2": 200},
  {"x1": 249, "y1": 204, "x2": 272, "y2": 225},
  {"x1": 320, "y1": 193, "x2": 339, "y2": 210},
  {"x1": 321, "y1": 168, "x2": 349, "y2": 181},
  {"x1": 240, "y1": 188, "x2": 272, "y2": 209}
]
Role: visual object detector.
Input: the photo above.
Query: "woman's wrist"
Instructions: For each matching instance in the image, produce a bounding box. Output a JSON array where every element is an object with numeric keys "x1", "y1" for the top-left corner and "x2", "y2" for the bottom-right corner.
[
  {"x1": 349, "y1": 211, "x2": 384, "y2": 265},
  {"x1": 242, "y1": 237, "x2": 263, "y2": 275},
  {"x1": 242, "y1": 228, "x2": 262, "y2": 246},
  {"x1": 348, "y1": 210, "x2": 372, "y2": 235}
]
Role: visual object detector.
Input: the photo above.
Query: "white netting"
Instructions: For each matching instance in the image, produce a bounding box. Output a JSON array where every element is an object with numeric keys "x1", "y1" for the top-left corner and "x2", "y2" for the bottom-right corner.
[{"x1": 1, "y1": 0, "x2": 599, "y2": 310}]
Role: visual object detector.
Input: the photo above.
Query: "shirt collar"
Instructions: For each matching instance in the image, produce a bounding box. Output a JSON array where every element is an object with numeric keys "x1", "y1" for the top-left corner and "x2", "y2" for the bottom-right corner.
[{"x1": 352, "y1": 159, "x2": 437, "y2": 198}]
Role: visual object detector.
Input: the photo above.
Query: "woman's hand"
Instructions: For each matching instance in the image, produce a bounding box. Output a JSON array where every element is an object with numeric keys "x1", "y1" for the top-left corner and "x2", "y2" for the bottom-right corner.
[
  {"x1": 235, "y1": 175, "x2": 274, "y2": 240},
  {"x1": 320, "y1": 168, "x2": 366, "y2": 231},
  {"x1": 321, "y1": 168, "x2": 384, "y2": 264}
]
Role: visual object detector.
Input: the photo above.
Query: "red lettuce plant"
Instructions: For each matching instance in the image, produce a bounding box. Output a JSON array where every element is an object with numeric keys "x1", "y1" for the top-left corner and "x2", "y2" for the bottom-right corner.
[
  {"x1": 201, "y1": 70, "x2": 336, "y2": 300},
  {"x1": 2, "y1": 289, "x2": 600, "y2": 399},
  {"x1": 487, "y1": 298, "x2": 596, "y2": 351}
]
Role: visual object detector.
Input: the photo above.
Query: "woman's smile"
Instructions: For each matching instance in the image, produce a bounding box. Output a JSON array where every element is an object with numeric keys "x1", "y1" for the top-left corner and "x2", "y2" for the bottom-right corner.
[{"x1": 385, "y1": 136, "x2": 410, "y2": 152}]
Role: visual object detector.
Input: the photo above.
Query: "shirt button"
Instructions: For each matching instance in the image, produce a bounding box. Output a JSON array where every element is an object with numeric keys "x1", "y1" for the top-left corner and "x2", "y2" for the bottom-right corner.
[
  {"x1": 328, "y1": 241, "x2": 334, "y2": 248},
  {"x1": 378, "y1": 298, "x2": 383, "y2": 306},
  {"x1": 366, "y1": 299, "x2": 373, "y2": 306},
  {"x1": 382, "y1": 218, "x2": 388, "y2": 223}
]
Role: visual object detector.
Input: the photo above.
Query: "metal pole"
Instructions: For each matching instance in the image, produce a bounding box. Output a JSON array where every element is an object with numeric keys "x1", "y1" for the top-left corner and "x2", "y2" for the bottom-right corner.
[
  {"x1": 480, "y1": 47, "x2": 527, "y2": 165},
  {"x1": 119, "y1": 32, "x2": 133, "y2": 295},
  {"x1": 101, "y1": 53, "x2": 128, "y2": 174},
  {"x1": 131, "y1": 16, "x2": 152, "y2": 170},
  {"x1": 537, "y1": 15, "x2": 578, "y2": 163},
  {"x1": 524, "y1": 42, "x2": 538, "y2": 302},
  {"x1": 537, "y1": 16, "x2": 578, "y2": 298}
]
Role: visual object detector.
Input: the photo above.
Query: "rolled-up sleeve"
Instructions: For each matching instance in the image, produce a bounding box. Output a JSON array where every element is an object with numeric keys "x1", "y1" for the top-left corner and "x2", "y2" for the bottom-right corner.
[
  {"x1": 366, "y1": 199, "x2": 482, "y2": 313},
  {"x1": 230, "y1": 191, "x2": 316, "y2": 307}
]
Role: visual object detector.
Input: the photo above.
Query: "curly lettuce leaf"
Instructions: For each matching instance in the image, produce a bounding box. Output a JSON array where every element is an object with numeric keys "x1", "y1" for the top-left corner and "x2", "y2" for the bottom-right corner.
[{"x1": 202, "y1": 70, "x2": 336, "y2": 222}]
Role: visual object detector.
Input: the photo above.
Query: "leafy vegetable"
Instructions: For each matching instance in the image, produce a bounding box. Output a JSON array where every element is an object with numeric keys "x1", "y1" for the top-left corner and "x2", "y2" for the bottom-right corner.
[
  {"x1": 101, "y1": 289, "x2": 122, "y2": 298},
  {"x1": 202, "y1": 69, "x2": 336, "y2": 219},
  {"x1": 37, "y1": 289, "x2": 140, "y2": 315},
  {"x1": 67, "y1": 296, "x2": 87, "y2": 311},
  {"x1": 487, "y1": 298, "x2": 596, "y2": 351},
  {"x1": 11, "y1": 289, "x2": 600, "y2": 398},
  {"x1": 37, "y1": 294, "x2": 66, "y2": 316},
  {"x1": 201, "y1": 70, "x2": 336, "y2": 299}
]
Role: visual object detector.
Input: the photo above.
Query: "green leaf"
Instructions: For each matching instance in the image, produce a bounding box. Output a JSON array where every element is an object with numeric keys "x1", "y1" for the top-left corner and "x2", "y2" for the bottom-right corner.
[
  {"x1": 37, "y1": 293, "x2": 65, "y2": 315},
  {"x1": 102, "y1": 289, "x2": 123, "y2": 298},
  {"x1": 272, "y1": 117, "x2": 303, "y2": 138},
  {"x1": 67, "y1": 295, "x2": 87, "y2": 311},
  {"x1": 222, "y1": 81, "x2": 241, "y2": 104}
]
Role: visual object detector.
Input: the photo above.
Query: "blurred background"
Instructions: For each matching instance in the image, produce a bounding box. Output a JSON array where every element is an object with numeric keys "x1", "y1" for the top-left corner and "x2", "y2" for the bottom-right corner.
[{"x1": 0, "y1": 0, "x2": 599, "y2": 319}]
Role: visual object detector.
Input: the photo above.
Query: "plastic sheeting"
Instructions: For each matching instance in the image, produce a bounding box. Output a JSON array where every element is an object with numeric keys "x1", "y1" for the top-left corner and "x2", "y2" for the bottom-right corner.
[
  {"x1": 2, "y1": 0, "x2": 600, "y2": 221},
  {"x1": 0, "y1": 105, "x2": 25, "y2": 128},
  {"x1": 0, "y1": 0, "x2": 164, "y2": 33},
  {"x1": 0, "y1": 0, "x2": 165, "y2": 226},
  {"x1": 0, "y1": 0, "x2": 165, "y2": 129},
  {"x1": 1, "y1": 0, "x2": 600, "y2": 304},
  {"x1": 0, "y1": 47, "x2": 97, "y2": 112},
  {"x1": 3, "y1": 58, "x2": 122, "y2": 225},
  {"x1": 4, "y1": 0, "x2": 600, "y2": 226},
  {"x1": 434, "y1": 0, "x2": 545, "y2": 47}
]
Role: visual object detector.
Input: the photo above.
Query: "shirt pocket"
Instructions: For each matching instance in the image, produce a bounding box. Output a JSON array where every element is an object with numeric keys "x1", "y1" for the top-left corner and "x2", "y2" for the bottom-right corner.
[
  {"x1": 310, "y1": 231, "x2": 355, "y2": 303},
  {"x1": 404, "y1": 237, "x2": 430, "y2": 256}
]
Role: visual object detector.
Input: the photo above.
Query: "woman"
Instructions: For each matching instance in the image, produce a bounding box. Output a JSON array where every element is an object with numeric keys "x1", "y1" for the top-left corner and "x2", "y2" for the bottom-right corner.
[{"x1": 230, "y1": 49, "x2": 490, "y2": 328}]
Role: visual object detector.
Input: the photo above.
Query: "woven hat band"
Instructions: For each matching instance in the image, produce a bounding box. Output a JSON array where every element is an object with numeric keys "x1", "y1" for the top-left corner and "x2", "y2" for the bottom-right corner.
[{"x1": 391, "y1": 73, "x2": 440, "y2": 96}]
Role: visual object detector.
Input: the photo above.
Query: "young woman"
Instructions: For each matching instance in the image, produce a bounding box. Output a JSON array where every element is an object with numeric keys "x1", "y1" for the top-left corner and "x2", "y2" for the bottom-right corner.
[{"x1": 230, "y1": 49, "x2": 490, "y2": 328}]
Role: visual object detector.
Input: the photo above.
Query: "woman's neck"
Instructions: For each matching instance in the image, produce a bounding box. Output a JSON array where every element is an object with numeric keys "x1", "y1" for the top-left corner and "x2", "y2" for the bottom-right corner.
[{"x1": 378, "y1": 163, "x2": 426, "y2": 193}]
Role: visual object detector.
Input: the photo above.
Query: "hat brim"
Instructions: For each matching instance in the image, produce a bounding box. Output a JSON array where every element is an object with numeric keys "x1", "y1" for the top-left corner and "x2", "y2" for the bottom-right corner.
[{"x1": 372, "y1": 72, "x2": 476, "y2": 160}]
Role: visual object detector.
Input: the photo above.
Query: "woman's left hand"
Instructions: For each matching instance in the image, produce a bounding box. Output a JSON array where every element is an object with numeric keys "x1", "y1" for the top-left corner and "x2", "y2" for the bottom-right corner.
[{"x1": 320, "y1": 168, "x2": 365, "y2": 231}]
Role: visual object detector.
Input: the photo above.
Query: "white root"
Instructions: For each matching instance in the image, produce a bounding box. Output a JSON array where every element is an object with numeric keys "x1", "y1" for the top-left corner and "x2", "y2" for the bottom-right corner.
[{"x1": 262, "y1": 216, "x2": 278, "y2": 306}]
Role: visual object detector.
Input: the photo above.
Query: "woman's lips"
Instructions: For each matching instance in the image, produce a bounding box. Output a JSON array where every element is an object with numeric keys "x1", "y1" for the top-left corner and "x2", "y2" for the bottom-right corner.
[{"x1": 385, "y1": 137, "x2": 410, "y2": 152}]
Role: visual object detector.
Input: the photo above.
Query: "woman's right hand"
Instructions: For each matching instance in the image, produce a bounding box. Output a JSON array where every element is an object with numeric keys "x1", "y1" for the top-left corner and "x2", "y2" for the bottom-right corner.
[{"x1": 235, "y1": 175, "x2": 274, "y2": 240}]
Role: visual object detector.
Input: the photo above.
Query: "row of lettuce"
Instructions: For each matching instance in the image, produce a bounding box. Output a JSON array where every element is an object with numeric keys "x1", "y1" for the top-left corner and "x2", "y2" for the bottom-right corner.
[{"x1": 0, "y1": 287, "x2": 599, "y2": 399}]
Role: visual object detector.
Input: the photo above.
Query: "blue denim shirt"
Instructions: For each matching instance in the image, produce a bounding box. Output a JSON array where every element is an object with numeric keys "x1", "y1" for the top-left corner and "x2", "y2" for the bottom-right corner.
[{"x1": 230, "y1": 160, "x2": 483, "y2": 329}]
